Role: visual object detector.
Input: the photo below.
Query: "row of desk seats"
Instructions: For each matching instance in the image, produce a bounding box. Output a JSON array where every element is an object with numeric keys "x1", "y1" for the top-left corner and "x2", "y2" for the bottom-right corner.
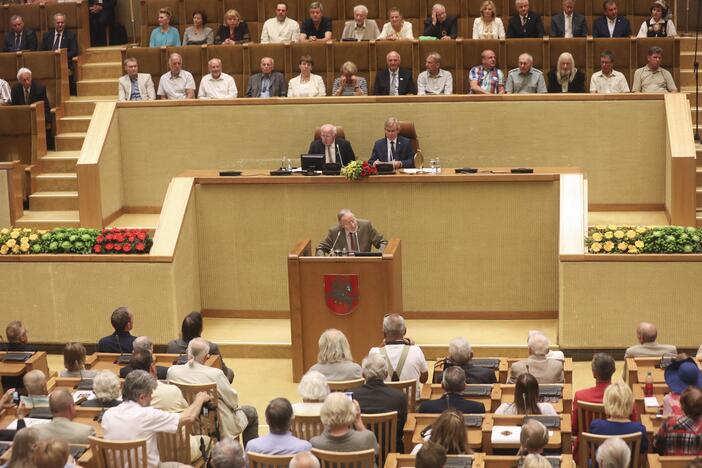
[
  {"x1": 625, "y1": 356, "x2": 702, "y2": 386},
  {"x1": 0, "y1": 3, "x2": 91, "y2": 54},
  {"x1": 0, "y1": 102, "x2": 47, "y2": 165},
  {"x1": 122, "y1": 37, "x2": 678, "y2": 96},
  {"x1": 386, "y1": 453, "x2": 576, "y2": 468},
  {"x1": 431, "y1": 357, "x2": 574, "y2": 385}
]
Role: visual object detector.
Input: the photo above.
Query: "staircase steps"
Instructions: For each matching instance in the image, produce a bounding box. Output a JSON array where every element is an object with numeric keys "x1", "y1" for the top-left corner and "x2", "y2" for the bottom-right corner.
[
  {"x1": 58, "y1": 115, "x2": 91, "y2": 133},
  {"x1": 40, "y1": 151, "x2": 80, "y2": 173},
  {"x1": 14, "y1": 211, "x2": 80, "y2": 229},
  {"x1": 35, "y1": 173, "x2": 78, "y2": 192},
  {"x1": 77, "y1": 79, "x2": 117, "y2": 97},
  {"x1": 55, "y1": 133, "x2": 86, "y2": 151},
  {"x1": 81, "y1": 62, "x2": 122, "y2": 80},
  {"x1": 28, "y1": 191, "x2": 79, "y2": 211}
]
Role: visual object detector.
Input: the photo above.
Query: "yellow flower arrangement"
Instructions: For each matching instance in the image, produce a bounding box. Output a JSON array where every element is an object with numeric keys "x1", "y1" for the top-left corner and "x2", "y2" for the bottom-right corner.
[
  {"x1": 591, "y1": 233, "x2": 603, "y2": 242},
  {"x1": 5, "y1": 239, "x2": 16, "y2": 248},
  {"x1": 634, "y1": 240, "x2": 644, "y2": 248},
  {"x1": 626, "y1": 230, "x2": 636, "y2": 239},
  {"x1": 591, "y1": 242, "x2": 602, "y2": 252},
  {"x1": 614, "y1": 230, "x2": 625, "y2": 239},
  {"x1": 603, "y1": 241, "x2": 614, "y2": 252},
  {"x1": 604, "y1": 231, "x2": 614, "y2": 239},
  {"x1": 587, "y1": 225, "x2": 702, "y2": 254},
  {"x1": 617, "y1": 242, "x2": 628, "y2": 251}
]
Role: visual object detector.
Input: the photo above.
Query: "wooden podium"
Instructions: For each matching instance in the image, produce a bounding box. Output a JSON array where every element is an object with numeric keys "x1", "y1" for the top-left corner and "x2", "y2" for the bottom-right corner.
[{"x1": 288, "y1": 238, "x2": 403, "y2": 381}]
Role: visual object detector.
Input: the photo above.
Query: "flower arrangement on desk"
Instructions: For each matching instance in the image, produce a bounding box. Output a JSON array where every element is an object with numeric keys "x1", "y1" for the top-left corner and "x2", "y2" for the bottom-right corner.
[
  {"x1": 586, "y1": 225, "x2": 702, "y2": 254},
  {"x1": 341, "y1": 160, "x2": 377, "y2": 181},
  {"x1": 92, "y1": 228, "x2": 153, "y2": 254}
]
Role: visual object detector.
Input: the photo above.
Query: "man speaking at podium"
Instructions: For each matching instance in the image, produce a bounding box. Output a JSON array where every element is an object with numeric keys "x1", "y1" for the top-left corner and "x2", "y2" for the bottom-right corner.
[{"x1": 317, "y1": 209, "x2": 387, "y2": 255}]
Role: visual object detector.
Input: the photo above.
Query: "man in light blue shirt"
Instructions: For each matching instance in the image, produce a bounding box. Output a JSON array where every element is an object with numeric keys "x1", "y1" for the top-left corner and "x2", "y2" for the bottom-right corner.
[{"x1": 245, "y1": 398, "x2": 311, "y2": 455}]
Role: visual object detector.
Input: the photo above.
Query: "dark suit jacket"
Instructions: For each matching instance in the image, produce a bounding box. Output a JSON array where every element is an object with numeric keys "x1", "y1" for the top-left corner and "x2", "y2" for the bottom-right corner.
[
  {"x1": 550, "y1": 12, "x2": 588, "y2": 37},
  {"x1": 352, "y1": 379, "x2": 407, "y2": 452},
  {"x1": 307, "y1": 137, "x2": 356, "y2": 166},
  {"x1": 506, "y1": 12, "x2": 545, "y2": 38},
  {"x1": 96, "y1": 331, "x2": 136, "y2": 353},
  {"x1": 89, "y1": 0, "x2": 116, "y2": 12},
  {"x1": 373, "y1": 68, "x2": 416, "y2": 96},
  {"x1": 418, "y1": 393, "x2": 486, "y2": 414},
  {"x1": 3, "y1": 28, "x2": 38, "y2": 52},
  {"x1": 434, "y1": 363, "x2": 498, "y2": 385},
  {"x1": 246, "y1": 71, "x2": 286, "y2": 97},
  {"x1": 41, "y1": 29, "x2": 78, "y2": 62},
  {"x1": 592, "y1": 16, "x2": 631, "y2": 37},
  {"x1": 317, "y1": 218, "x2": 387, "y2": 254},
  {"x1": 216, "y1": 22, "x2": 250, "y2": 43},
  {"x1": 369, "y1": 135, "x2": 414, "y2": 168},
  {"x1": 10, "y1": 81, "x2": 51, "y2": 121},
  {"x1": 422, "y1": 15, "x2": 458, "y2": 38},
  {"x1": 119, "y1": 364, "x2": 168, "y2": 380},
  {"x1": 547, "y1": 69, "x2": 586, "y2": 93}
]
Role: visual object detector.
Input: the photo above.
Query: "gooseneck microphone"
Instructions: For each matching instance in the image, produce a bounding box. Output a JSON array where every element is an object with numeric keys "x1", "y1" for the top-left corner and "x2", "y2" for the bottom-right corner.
[{"x1": 329, "y1": 230, "x2": 342, "y2": 255}]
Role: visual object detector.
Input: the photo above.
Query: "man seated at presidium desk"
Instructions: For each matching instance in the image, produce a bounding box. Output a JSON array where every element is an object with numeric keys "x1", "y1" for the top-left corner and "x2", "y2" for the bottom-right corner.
[{"x1": 317, "y1": 209, "x2": 388, "y2": 255}]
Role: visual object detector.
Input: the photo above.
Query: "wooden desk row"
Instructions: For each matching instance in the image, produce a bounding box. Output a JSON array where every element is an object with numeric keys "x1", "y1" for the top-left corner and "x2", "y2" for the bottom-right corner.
[
  {"x1": 625, "y1": 357, "x2": 702, "y2": 386},
  {"x1": 0, "y1": 351, "x2": 50, "y2": 385},
  {"x1": 385, "y1": 453, "x2": 576, "y2": 468},
  {"x1": 434, "y1": 358, "x2": 573, "y2": 385},
  {"x1": 84, "y1": 352, "x2": 223, "y2": 375}
]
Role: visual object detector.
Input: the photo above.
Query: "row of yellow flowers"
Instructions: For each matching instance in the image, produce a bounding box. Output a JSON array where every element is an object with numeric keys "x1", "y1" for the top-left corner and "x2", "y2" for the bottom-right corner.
[
  {"x1": 0, "y1": 228, "x2": 43, "y2": 255},
  {"x1": 588, "y1": 225, "x2": 647, "y2": 254}
]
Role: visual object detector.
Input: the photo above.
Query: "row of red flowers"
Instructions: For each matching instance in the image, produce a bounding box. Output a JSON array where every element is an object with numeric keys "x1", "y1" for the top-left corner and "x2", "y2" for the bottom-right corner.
[{"x1": 92, "y1": 228, "x2": 153, "y2": 254}]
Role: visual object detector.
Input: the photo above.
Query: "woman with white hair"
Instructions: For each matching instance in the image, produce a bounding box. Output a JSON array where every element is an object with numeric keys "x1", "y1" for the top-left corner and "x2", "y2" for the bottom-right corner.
[
  {"x1": 80, "y1": 370, "x2": 120, "y2": 408},
  {"x1": 332, "y1": 61, "x2": 368, "y2": 96},
  {"x1": 310, "y1": 392, "x2": 378, "y2": 454},
  {"x1": 547, "y1": 52, "x2": 585, "y2": 93},
  {"x1": 309, "y1": 329, "x2": 362, "y2": 381},
  {"x1": 293, "y1": 370, "x2": 330, "y2": 416},
  {"x1": 596, "y1": 437, "x2": 631, "y2": 468},
  {"x1": 589, "y1": 382, "x2": 648, "y2": 452}
]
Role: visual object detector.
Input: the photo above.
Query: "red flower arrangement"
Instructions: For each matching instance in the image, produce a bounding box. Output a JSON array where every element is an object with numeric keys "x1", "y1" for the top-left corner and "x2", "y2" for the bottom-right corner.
[{"x1": 92, "y1": 228, "x2": 153, "y2": 254}]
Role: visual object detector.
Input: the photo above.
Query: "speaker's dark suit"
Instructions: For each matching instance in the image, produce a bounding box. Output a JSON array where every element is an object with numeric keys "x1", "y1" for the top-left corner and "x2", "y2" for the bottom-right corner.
[
  {"x1": 418, "y1": 393, "x2": 487, "y2": 414},
  {"x1": 592, "y1": 15, "x2": 631, "y2": 37},
  {"x1": 307, "y1": 137, "x2": 356, "y2": 166},
  {"x1": 373, "y1": 68, "x2": 416, "y2": 95},
  {"x1": 550, "y1": 12, "x2": 588, "y2": 37},
  {"x1": 368, "y1": 135, "x2": 414, "y2": 168},
  {"x1": 506, "y1": 12, "x2": 545, "y2": 38},
  {"x1": 41, "y1": 29, "x2": 79, "y2": 62},
  {"x1": 11, "y1": 81, "x2": 51, "y2": 121},
  {"x1": 316, "y1": 219, "x2": 387, "y2": 254},
  {"x1": 3, "y1": 28, "x2": 38, "y2": 52}
]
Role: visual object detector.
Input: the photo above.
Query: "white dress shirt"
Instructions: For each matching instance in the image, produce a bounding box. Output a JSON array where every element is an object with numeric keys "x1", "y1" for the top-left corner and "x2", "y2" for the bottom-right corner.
[
  {"x1": 417, "y1": 69, "x2": 453, "y2": 95},
  {"x1": 157, "y1": 70, "x2": 196, "y2": 99},
  {"x1": 564, "y1": 13, "x2": 573, "y2": 37},
  {"x1": 589, "y1": 69, "x2": 630, "y2": 93},
  {"x1": 198, "y1": 72, "x2": 238, "y2": 99},
  {"x1": 260, "y1": 17, "x2": 300, "y2": 43},
  {"x1": 0, "y1": 79, "x2": 10, "y2": 104}
]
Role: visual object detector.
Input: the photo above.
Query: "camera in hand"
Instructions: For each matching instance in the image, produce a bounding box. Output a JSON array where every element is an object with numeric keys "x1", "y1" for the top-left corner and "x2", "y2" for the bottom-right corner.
[{"x1": 201, "y1": 400, "x2": 217, "y2": 415}]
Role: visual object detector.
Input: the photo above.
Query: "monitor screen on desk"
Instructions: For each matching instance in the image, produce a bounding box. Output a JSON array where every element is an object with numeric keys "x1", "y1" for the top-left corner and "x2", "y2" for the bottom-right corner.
[{"x1": 301, "y1": 154, "x2": 324, "y2": 171}]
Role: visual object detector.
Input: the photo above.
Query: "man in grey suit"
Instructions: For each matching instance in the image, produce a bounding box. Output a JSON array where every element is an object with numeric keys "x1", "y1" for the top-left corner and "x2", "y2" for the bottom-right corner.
[
  {"x1": 35, "y1": 388, "x2": 95, "y2": 444},
  {"x1": 317, "y1": 209, "x2": 387, "y2": 255},
  {"x1": 118, "y1": 57, "x2": 156, "y2": 101},
  {"x1": 624, "y1": 322, "x2": 677, "y2": 357},
  {"x1": 551, "y1": 0, "x2": 587, "y2": 37},
  {"x1": 508, "y1": 332, "x2": 564, "y2": 384},
  {"x1": 246, "y1": 57, "x2": 286, "y2": 97}
]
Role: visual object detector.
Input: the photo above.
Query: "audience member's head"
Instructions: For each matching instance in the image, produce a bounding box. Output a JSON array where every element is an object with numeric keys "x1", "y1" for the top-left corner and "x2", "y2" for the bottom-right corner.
[
  {"x1": 388, "y1": 7, "x2": 404, "y2": 28},
  {"x1": 129, "y1": 349, "x2": 155, "y2": 374},
  {"x1": 266, "y1": 397, "x2": 294, "y2": 435},
  {"x1": 596, "y1": 437, "x2": 631, "y2": 468},
  {"x1": 514, "y1": 373, "x2": 541, "y2": 414},
  {"x1": 353, "y1": 5, "x2": 369, "y2": 25},
  {"x1": 318, "y1": 328, "x2": 354, "y2": 364},
  {"x1": 516, "y1": 0, "x2": 530, "y2": 16},
  {"x1": 481, "y1": 49, "x2": 498, "y2": 69},
  {"x1": 442, "y1": 366, "x2": 466, "y2": 394},
  {"x1": 362, "y1": 353, "x2": 388, "y2": 381},
  {"x1": 320, "y1": 392, "x2": 355, "y2": 430},
  {"x1": 636, "y1": 322, "x2": 658, "y2": 343},
  {"x1": 339, "y1": 61, "x2": 358, "y2": 79},
  {"x1": 448, "y1": 337, "x2": 472, "y2": 365},
  {"x1": 556, "y1": 52, "x2": 576, "y2": 78},
  {"x1": 260, "y1": 57, "x2": 275, "y2": 75},
  {"x1": 7, "y1": 427, "x2": 40, "y2": 467},
  {"x1": 520, "y1": 419, "x2": 549, "y2": 454},
  {"x1": 600, "y1": 50, "x2": 616, "y2": 75},
  {"x1": 275, "y1": 2, "x2": 289, "y2": 21},
  {"x1": 289, "y1": 451, "x2": 321, "y2": 468},
  {"x1": 133, "y1": 336, "x2": 154, "y2": 353},
  {"x1": 603, "y1": 0, "x2": 618, "y2": 18},
  {"x1": 10, "y1": 15, "x2": 25, "y2": 33},
  {"x1": 110, "y1": 306, "x2": 133, "y2": 333},
  {"x1": 383, "y1": 313, "x2": 406, "y2": 341},
  {"x1": 425, "y1": 52, "x2": 441, "y2": 75},
  {"x1": 319, "y1": 123, "x2": 336, "y2": 145},
  {"x1": 208, "y1": 58, "x2": 223, "y2": 79},
  {"x1": 6, "y1": 320, "x2": 28, "y2": 343},
  {"x1": 63, "y1": 342, "x2": 87, "y2": 373},
  {"x1": 122, "y1": 370, "x2": 156, "y2": 405},
  {"x1": 481, "y1": 0, "x2": 497, "y2": 20},
  {"x1": 562, "y1": 0, "x2": 575, "y2": 14},
  {"x1": 33, "y1": 439, "x2": 69, "y2": 468},
  {"x1": 603, "y1": 381, "x2": 634, "y2": 419},
  {"x1": 386, "y1": 51, "x2": 401, "y2": 71},
  {"x1": 210, "y1": 437, "x2": 246, "y2": 468},
  {"x1": 24, "y1": 370, "x2": 47, "y2": 396},
  {"x1": 518, "y1": 53, "x2": 534, "y2": 74},
  {"x1": 49, "y1": 388, "x2": 76, "y2": 419},
  {"x1": 187, "y1": 337, "x2": 210, "y2": 364},
  {"x1": 523, "y1": 454, "x2": 553, "y2": 468},
  {"x1": 298, "y1": 370, "x2": 330, "y2": 403},
  {"x1": 225, "y1": 9, "x2": 242, "y2": 28},
  {"x1": 527, "y1": 332, "x2": 549, "y2": 356},
  {"x1": 93, "y1": 370, "x2": 121, "y2": 403},
  {"x1": 168, "y1": 53, "x2": 183, "y2": 74},
  {"x1": 430, "y1": 408, "x2": 470, "y2": 454},
  {"x1": 181, "y1": 311, "x2": 204, "y2": 343},
  {"x1": 124, "y1": 57, "x2": 139, "y2": 78},
  {"x1": 416, "y1": 441, "x2": 447, "y2": 468},
  {"x1": 17, "y1": 67, "x2": 32, "y2": 89},
  {"x1": 592, "y1": 352, "x2": 616, "y2": 381},
  {"x1": 681, "y1": 386, "x2": 702, "y2": 420}
]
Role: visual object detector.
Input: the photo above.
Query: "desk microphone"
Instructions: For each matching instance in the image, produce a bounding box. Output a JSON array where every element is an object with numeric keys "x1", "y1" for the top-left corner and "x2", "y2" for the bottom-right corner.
[
  {"x1": 336, "y1": 143, "x2": 342, "y2": 164},
  {"x1": 329, "y1": 231, "x2": 341, "y2": 254},
  {"x1": 353, "y1": 231, "x2": 360, "y2": 252}
]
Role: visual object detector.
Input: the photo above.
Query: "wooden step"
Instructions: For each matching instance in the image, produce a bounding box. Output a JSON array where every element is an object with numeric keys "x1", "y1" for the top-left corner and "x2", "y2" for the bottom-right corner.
[
  {"x1": 29, "y1": 191, "x2": 79, "y2": 211},
  {"x1": 81, "y1": 62, "x2": 123, "y2": 80},
  {"x1": 84, "y1": 46, "x2": 125, "y2": 63},
  {"x1": 55, "y1": 133, "x2": 86, "y2": 152},
  {"x1": 35, "y1": 173, "x2": 78, "y2": 192},
  {"x1": 63, "y1": 99, "x2": 98, "y2": 116},
  {"x1": 40, "y1": 152, "x2": 79, "y2": 173},
  {"x1": 14, "y1": 210, "x2": 80, "y2": 229},
  {"x1": 77, "y1": 79, "x2": 118, "y2": 97},
  {"x1": 58, "y1": 115, "x2": 91, "y2": 133},
  {"x1": 680, "y1": 69, "x2": 695, "y2": 87}
]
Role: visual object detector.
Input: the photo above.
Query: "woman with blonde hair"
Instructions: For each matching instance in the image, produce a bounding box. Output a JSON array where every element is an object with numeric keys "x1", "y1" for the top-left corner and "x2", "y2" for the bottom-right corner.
[
  {"x1": 149, "y1": 7, "x2": 181, "y2": 47},
  {"x1": 32, "y1": 439, "x2": 72, "y2": 468},
  {"x1": 216, "y1": 9, "x2": 250, "y2": 44},
  {"x1": 5, "y1": 427, "x2": 40, "y2": 468},
  {"x1": 596, "y1": 437, "x2": 631, "y2": 468},
  {"x1": 288, "y1": 55, "x2": 327, "y2": 97},
  {"x1": 523, "y1": 453, "x2": 553, "y2": 468},
  {"x1": 60, "y1": 342, "x2": 96, "y2": 378},
  {"x1": 547, "y1": 52, "x2": 585, "y2": 93},
  {"x1": 332, "y1": 62, "x2": 368, "y2": 96},
  {"x1": 519, "y1": 418, "x2": 549, "y2": 454},
  {"x1": 310, "y1": 392, "x2": 378, "y2": 453},
  {"x1": 589, "y1": 382, "x2": 648, "y2": 452},
  {"x1": 472, "y1": 1, "x2": 506, "y2": 39},
  {"x1": 309, "y1": 329, "x2": 362, "y2": 380}
]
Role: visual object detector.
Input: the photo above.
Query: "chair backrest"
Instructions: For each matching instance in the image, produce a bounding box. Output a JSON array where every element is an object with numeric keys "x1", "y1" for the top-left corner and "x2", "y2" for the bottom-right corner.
[
  {"x1": 311, "y1": 448, "x2": 376, "y2": 468},
  {"x1": 248, "y1": 451, "x2": 295, "y2": 468},
  {"x1": 313, "y1": 126, "x2": 347, "y2": 142},
  {"x1": 171, "y1": 381, "x2": 218, "y2": 436},
  {"x1": 577, "y1": 401, "x2": 606, "y2": 435},
  {"x1": 89, "y1": 436, "x2": 149, "y2": 468},
  {"x1": 291, "y1": 413, "x2": 324, "y2": 441},
  {"x1": 579, "y1": 432, "x2": 642, "y2": 468},
  {"x1": 156, "y1": 422, "x2": 194, "y2": 464},
  {"x1": 398, "y1": 121, "x2": 419, "y2": 152},
  {"x1": 385, "y1": 379, "x2": 416, "y2": 413},
  {"x1": 362, "y1": 411, "x2": 397, "y2": 468}
]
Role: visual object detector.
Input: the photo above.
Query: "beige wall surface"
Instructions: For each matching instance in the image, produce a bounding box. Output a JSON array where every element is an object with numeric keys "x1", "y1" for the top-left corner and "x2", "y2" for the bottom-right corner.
[
  {"x1": 116, "y1": 100, "x2": 665, "y2": 208},
  {"x1": 559, "y1": 261, "x2": 702, "y2": 348},
  {"x1": 195, "y1": 179, "x2": 560, "y2": 313},
  {"x1": 0, "y1": 175, "x2": 9, "y2": 228}
]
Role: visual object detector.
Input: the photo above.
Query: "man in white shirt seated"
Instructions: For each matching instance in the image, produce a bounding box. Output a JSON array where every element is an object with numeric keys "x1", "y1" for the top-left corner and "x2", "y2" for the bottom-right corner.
[
  {"x1": 35, "y1": 388, "x2": 95, "y2": 444},
  {"x1": 590, "y1": 50, "x2": 630, "y2": 94},
  {"x1": 260, "y1": 1, "x2": 300, "y2": 43},
  {"x1": 417, "y1": 52, "x2": 453, "y2": 95},
  {"x1": 157, "y1": 53, "x2": 196, "y2": 100},
  {"x1": 199, "y1": 58, "x2": 237, "y2": 99}
]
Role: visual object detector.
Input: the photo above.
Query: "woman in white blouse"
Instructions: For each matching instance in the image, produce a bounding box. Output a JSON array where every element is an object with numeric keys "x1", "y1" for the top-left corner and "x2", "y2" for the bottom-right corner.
[
  {"x1": 637, "y1": 0, "x2": 676, "y2": 37},
  {"x1": 472, "y1": 0, "x2": 506, "y2": 39},
  {"x1": 288, "y1": 55, "x2": 327, "y2": 97},
  {"x1": 378, "y1": 7, "x2": 414, "y2": 40}
]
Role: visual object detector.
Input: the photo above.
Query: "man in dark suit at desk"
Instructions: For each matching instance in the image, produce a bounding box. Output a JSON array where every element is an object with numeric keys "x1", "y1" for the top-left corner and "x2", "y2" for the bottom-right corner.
[
  {"x1": 373, "y1": 51, "x2": 416, "y2": 96},
  {"x1": 307, "y1": 124, "x2": 356, "y2": 166},
  {"x1": 551, "y1": 0, "x2": 588, "y2": 37},
  {"x1": 97, "y1": 307, "x2": 136, "y2": 353},
  {"x1": 11, "y1": 68, "x2": 51, "y2": 123},
  {"x1": 506, "y1": 0, "x2": 545, "y2": 38},
  {"x1": 3, "y1": 15, "x2": 37, "y2": 52},
  {"x1": 418, "y1": 366, "x2": 486, "y2": 414},
  {"x1": 316, "y1": 209, "x2": 387, "y2": 255},
  {"x1": 42, "y1": 12, "x2": 79, "y2": 95},
  {"x1": 592, "y1": 0, "x2": 631, "y2": 37},
  {"x1": 368, "y1": 117, "x2": 414, "y2": 169}
]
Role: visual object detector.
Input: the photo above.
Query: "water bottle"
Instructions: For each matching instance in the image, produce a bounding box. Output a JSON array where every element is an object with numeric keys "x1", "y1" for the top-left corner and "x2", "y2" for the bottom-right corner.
[
  {"x1": 435, "y1": 157, "x2": 441, "y2": 173},
  {"x1": 286, "y1": 157, "x2": 292, "y2": 172}
]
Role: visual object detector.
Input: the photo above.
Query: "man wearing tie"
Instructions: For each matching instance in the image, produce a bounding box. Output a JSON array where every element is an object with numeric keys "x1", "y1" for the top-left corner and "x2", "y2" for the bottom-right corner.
[
  {"x1": 316, "y1": 209, "x2": 388, "y2": 256},
  {"x1": 368, "y1": 117, "x2": 414, "y2": 169},
  {"x1": 307, "y1": 124, "x2": 356, "y2": 166},
  {"x1": 373, "y1": 51, "x2": 416, "y2": 96},
  {"x1": 506, "y1": 0, "x2": 545, "y2": 38},
  {"x1": 3, "y1": 15, "x2": 38, "y2": 52},
  {"x1": 42, "y1": 13, "x2": 79, "y2": 95},
  {"x1": 551, "y1": 0, "x2": 587, "y2": 37},
  {"x1": 11, "y1": 68, "x2": 51, "y2": 122},
  {"x1": 592, "y1": 0, "x2": 631, "y2": 37}
]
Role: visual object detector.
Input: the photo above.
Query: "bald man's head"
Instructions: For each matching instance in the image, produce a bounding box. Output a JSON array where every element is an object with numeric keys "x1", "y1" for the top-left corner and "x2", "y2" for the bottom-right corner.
[
  {"x1": 636, "y1": 322, "x2": 657, "y2": 343},
  {"x1": 49, "y1": 388, "x2": 76, "y2": 418},
  {"x1": 23, "y1": 370, "x2": 47, "y2": 396}
]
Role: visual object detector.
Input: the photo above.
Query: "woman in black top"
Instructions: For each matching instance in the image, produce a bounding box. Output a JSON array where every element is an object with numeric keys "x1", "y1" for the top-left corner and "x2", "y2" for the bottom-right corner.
[{"x1": 216, "y1": 9, "x2": 250, "y2": 44}]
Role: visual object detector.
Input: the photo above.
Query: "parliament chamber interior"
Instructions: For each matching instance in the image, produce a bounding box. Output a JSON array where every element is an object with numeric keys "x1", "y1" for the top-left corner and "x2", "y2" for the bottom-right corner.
[{"x1": 0, "y1": 0, "x2": 701, "y2": 466}]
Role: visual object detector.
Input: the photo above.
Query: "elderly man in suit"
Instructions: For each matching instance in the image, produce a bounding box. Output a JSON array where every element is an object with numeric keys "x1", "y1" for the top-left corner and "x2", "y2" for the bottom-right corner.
[
  {"x1": 373, "y1": 51, "x2": 416, "y2": 96},
  {"x1": 307, "y1": 124, "x2": 356, "y2": 166},
  {"x1": 368, "y1": 117, "x2": 415, "y2": 168},
  {"x1": 41, "y1": 13, "x2": 78, "y2": 61},
  {"x1": 118, "y1": 58, "x2": 156, "y2": 101},
  {"x1": 624, "y1": 322, "x2": 677, "y2": 357},
  {"x1": 11, "y1": 68, "x2": 51, "y2": 120},
  {"x1": 551, "y1": 0, "x2": 587, "y2": 37},
  {"x1": 506, "y1": 0, "x2": 545, "y2": 38},
  {"x1": 35, "y1": 389, "x2": 95, "y2": 444},
  {"x1": 317, "y1": 209, "x2": 387, "y2": 255},
  {"x1": 246, "y1": 57, "x2": 286, "y2": 97},
  {"x1": 508, "y1": 332, "x2": 564, "y2": 384},
  {"x1": 3, "y1": 15, "x2": 38, "y2": 52},
  {"x1": 167, "y1": 338, "x2": 259, "y2": 445},
  {"x1": 593, "y1": 0, "x2": 631, "y2": 37}
]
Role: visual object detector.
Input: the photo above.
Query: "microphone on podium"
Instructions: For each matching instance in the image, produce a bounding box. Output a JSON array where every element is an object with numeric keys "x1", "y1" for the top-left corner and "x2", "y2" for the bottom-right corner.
[{"x1": 329, "y1": 230, "x2": 342, "y2": 255}]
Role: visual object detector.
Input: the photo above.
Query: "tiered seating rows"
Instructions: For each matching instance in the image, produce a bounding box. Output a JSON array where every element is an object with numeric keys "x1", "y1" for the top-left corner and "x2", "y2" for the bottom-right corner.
[{"x1": 0, "y1": 50, "x2": 70, "y2": 112}]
